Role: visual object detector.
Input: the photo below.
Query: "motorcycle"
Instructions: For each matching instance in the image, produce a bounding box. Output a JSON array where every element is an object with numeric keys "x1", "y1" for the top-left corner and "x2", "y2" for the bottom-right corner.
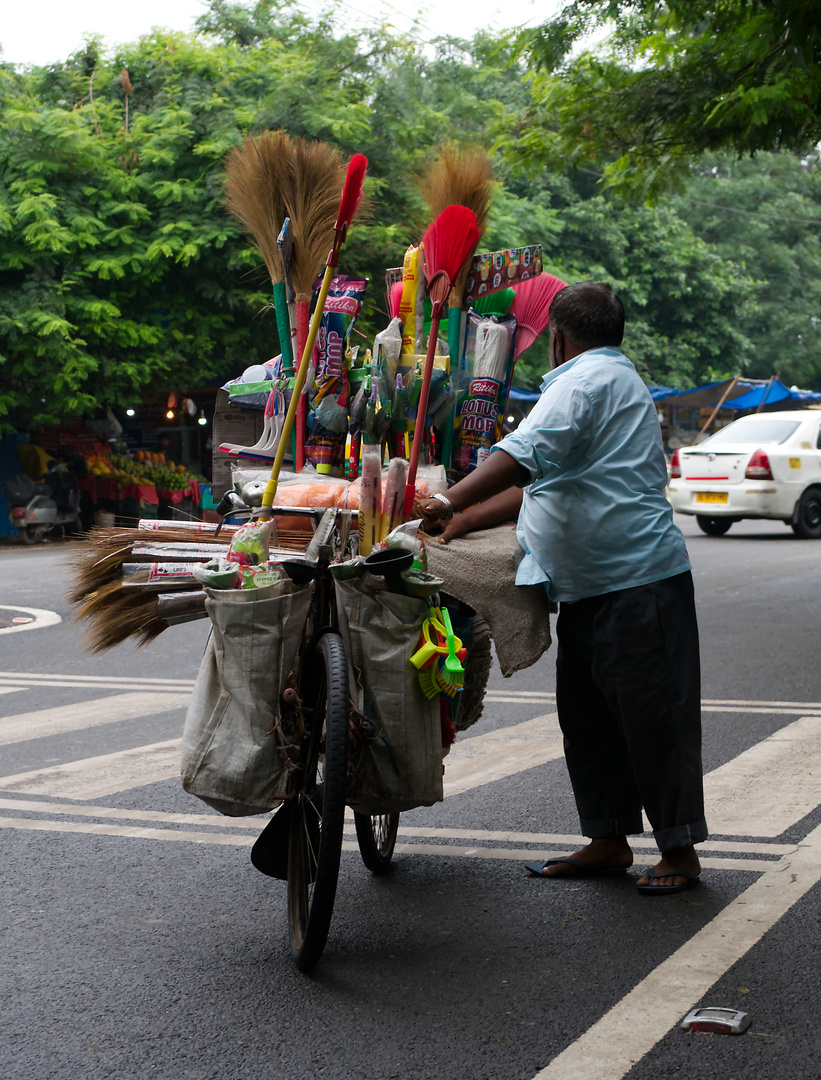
[{"x1": 4, "y1": 461, "x2": 82, "y2": 544}]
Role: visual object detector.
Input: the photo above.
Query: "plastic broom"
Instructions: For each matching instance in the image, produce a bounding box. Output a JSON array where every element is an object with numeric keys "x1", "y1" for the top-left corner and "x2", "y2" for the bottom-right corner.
[{"x1": 404, "y1": 205, "x2": 480, "y2": 520}]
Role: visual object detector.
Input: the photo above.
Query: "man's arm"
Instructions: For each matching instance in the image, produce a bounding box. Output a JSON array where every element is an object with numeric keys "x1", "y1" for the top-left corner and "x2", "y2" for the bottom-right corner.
[
  {"x1": 436, "y1": 485, "x2": 523, "y2": 543},
  {"x1": 413, "y1": 448, "x2": 529, "y2": 534}
]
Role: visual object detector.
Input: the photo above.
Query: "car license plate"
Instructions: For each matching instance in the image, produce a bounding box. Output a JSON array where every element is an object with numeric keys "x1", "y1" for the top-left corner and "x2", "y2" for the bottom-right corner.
[{"x1": 695, "y1": 492, "x2": 728, "y2": 504}]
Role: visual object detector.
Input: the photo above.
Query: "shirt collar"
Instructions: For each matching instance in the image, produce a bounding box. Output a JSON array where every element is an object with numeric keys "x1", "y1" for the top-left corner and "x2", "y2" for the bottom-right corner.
[{"x1": 539, "y1": 347, "x2": 625, "y2": 394}]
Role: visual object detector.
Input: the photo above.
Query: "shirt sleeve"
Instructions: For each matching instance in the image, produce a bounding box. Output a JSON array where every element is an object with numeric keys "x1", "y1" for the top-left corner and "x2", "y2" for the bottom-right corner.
[{"x1": 492, "y1": 375, "x2": 593, "y2": 483}]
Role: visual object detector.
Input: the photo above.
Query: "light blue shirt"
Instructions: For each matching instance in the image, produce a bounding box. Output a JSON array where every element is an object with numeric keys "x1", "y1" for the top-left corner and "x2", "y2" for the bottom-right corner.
[{"x1": 494, "y1": 346, "x2": 690, "y2": 603}]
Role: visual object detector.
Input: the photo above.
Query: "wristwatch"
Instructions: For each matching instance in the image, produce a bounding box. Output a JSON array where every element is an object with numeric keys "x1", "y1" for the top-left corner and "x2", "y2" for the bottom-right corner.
[{"x1": 430, "y1": 492, "x2": 455, "y2": 521}]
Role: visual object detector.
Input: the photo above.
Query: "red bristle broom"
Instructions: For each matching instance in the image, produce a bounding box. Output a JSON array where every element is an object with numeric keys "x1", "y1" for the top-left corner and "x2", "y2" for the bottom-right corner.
[
  {"x1": 403, "y1": 204, "x2": 480, "y2": 520},
  {"x1": 509, "y1": 273, "x2": 567, "y2": 360},
  {"x1": 260, "y1": 153, "x2": 368, "y2": 513}
]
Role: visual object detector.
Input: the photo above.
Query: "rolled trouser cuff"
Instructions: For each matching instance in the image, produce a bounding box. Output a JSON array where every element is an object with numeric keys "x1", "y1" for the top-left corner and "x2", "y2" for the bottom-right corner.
[
  {"x1": 653, "y1": 818, "x2": 709, "y2": 851},
  {"x1": 579, "y1": 814, "x2": 646, "y2": 838}
]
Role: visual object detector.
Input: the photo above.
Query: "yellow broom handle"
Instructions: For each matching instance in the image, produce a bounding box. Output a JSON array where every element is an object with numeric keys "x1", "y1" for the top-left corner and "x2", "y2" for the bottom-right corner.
[{"x1": 260, "y1": 264, "x2": 335, "y2": 512}]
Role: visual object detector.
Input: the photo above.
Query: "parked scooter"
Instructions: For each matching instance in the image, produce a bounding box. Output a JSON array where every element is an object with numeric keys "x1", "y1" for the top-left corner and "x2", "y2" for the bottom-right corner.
[{"x1": 4, "y1": 461, "x2": 82, "y2": 544}]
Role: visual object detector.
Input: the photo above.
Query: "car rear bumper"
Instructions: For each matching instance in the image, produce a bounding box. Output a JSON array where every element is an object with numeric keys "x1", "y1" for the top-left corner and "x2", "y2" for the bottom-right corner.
[{"x1": 668, "y1": 483, "x2": 795, "y2": 520}]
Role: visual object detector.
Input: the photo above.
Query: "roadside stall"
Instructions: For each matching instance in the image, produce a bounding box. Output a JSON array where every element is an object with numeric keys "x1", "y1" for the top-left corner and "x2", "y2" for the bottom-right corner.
[{"x1": 68, "y1": 138, "x2": 559, "y2": 971}]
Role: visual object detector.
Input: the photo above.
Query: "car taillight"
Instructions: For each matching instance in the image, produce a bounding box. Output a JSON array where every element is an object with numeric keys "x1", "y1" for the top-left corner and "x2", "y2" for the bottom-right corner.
[
  {"x1": 11, "y1": 507, "x2": 25, "y2": 518},
  {"x1": 669, "y1": 450, "x2": 681, "y2": 479},
  {"x1": 745, "y1": 448, "x2": 773, "y2": 480}
]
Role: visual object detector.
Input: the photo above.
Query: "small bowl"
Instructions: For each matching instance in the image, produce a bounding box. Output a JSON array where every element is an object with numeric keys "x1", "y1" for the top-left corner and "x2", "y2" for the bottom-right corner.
[
  {"x1": 280, "y1": 559, "x2": 315, "y2": 586},
  {"x1": 362, "y1": 547, "x2": 414, "y2": 577}
]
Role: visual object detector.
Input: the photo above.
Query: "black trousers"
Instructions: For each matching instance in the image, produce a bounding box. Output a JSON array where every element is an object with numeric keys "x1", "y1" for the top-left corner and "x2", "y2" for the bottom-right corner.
[{"x1": 555, "y1": 570, "x2": 708, "y2": 850}]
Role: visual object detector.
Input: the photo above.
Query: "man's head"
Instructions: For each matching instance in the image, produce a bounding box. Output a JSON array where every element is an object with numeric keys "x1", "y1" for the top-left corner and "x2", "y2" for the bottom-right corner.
[{"x1": 547, "y1": 281, "x2": 625, "y2": 369}]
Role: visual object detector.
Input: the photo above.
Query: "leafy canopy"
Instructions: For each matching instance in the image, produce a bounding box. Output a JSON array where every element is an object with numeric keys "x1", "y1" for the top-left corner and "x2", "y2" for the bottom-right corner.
[{"x1": 520, "y1": 1, "x2": 821, "y2": 199}]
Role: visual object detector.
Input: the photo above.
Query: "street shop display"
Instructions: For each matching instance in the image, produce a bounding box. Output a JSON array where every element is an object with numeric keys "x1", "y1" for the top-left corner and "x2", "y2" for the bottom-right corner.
[{"x1": 66, "y1": 137, "x2": 562, "y2": 971}]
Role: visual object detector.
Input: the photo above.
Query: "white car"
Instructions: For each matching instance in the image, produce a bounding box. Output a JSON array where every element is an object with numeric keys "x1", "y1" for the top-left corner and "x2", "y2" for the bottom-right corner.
[{"x1": 668, "y1": 409, "x2": 821, "y2": 537}]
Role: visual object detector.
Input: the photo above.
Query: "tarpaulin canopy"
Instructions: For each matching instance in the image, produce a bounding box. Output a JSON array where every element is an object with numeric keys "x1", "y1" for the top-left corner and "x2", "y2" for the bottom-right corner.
[{"x1": 721, "y1": 379, "x2": 792, "y2": 410}]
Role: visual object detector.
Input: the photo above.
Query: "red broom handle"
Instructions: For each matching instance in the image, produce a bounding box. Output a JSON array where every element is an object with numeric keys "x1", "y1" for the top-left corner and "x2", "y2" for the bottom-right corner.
[
  {"x1": 295, "y1": 299, "x2": 310, "y2": 471},
  {"x1": 403, "y1": 310, "x2": 441, "y2": 519}
]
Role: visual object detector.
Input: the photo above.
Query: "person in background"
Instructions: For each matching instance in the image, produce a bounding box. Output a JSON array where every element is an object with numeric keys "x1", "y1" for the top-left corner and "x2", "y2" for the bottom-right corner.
[{"x1": 415, "y1": 281, "x2": 706, "y2": 895}]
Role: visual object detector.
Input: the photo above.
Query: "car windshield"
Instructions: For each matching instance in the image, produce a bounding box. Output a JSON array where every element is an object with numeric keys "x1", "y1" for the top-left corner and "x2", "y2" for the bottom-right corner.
[{"x1": 701, "y1": 419, "x2": 802, "y2": 447}]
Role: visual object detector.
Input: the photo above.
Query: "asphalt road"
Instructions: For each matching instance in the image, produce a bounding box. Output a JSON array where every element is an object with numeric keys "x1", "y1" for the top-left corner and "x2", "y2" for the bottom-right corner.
[{"x1": 2, "y1": 516, "x2": 820, "y2": 1080}]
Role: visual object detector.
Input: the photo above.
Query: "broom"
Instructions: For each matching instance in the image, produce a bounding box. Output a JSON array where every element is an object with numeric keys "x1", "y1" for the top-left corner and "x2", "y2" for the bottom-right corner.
[
  {"x1": 417, "y1": 144, "x2": 493, "y2": 469},
  {"x1": 259, "y1": 151, "x2": 368, "y2": 513},
  {"x1": 224, "y1": 131, "x2": 295, "y2": 375},
  {"x1": 509, "y1": 273, "x2": 567, "y2": 360},
  {"x1": 276, "y1": 138, "x2": 347, "y2": 470},
  {"x1": 403, "y1": 205, "x2": 480, "y2": 520},
  {"x1": 417, "y1": 143, "x2": 494, "y2": 360}
]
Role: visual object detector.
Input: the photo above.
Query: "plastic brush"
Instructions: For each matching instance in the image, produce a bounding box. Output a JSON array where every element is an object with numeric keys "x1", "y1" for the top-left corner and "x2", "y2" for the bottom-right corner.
[
  {"x1": 509, "y1": 273, "x2": 567, "y2": 360},
  {"x1": 404, "y1": 204, "x2": 479, "y2": 519},
  {"x1": 439, "y1": 606, "x2": 465, "y2": 688}
]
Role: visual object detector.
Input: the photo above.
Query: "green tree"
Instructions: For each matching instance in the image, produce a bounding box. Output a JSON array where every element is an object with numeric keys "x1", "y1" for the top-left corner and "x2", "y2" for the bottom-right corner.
[
  {"x1": 519, "y1": 0, "x2": 821, "y2": 199},
  {"x1": 671, "y1": 150, "x2": 821, "y2": 388}
]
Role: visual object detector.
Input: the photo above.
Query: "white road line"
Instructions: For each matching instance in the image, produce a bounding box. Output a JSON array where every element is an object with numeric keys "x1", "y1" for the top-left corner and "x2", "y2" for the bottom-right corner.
[
  {"x1": 483, "y1": 695, "x2": 821, "y2": 717},
  {"x1": 0, "y1": 798, "x2": 794, "y2": 857},
  {"x1": 0, "y1": 739, "x2": 182, "y2": 799},
  {"x1": 0, "y1": 687, "x2": 26, "y2": 696},
  {"x1": 0, "y1": 607, "x2": 62, "y2": 635},
  {"x1": 532, "y1": 820, "x2": 821, "y2": 1080},
  {"x1": 0, "y1": 817, "x2": 778, "y2": 873},
  {"x1": 482, "y1": 690, "x2": 821, "y2": 711},
  {"x1": 0, "y1": 671, "x2": 197, "y2": 687},
  {"x1": 704, "y1": 714, "x2": 821, "y2": 836},
  {"x1": 0, "y1": 680, "x2": 194, "y2": 694},
  {"x1": 444, "y1": 713, "x2": 564, "y2": 796},
  {"x1": 0, "y1": 692, "x2": 191, "y2": 746}
]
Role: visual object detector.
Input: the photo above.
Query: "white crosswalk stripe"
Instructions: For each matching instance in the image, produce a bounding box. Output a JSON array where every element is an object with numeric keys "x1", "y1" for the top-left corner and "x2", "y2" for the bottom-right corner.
[{"x1": 0, "y1": 692, "x2": 192, "y2": 746}]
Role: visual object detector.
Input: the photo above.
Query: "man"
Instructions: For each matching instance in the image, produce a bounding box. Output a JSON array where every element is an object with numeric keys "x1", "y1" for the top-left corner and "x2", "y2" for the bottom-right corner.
[{"x1": 416, "y1": 281, "x2": 706, "y2": 894}]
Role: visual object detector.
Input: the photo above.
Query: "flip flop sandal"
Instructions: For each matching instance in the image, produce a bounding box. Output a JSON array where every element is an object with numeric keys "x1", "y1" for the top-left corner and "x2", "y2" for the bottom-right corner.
[
  {"x1": 636, "y1": 869, "x2": 700, "y2": 895},
  {"x1": 524, "y1": 856, "x2": 630, "y2": 878}
]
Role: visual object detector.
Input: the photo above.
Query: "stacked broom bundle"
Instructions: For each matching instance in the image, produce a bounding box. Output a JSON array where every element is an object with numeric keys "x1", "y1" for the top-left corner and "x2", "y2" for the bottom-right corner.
[{"x1": 67, "y1": 521, "x2": 311, "y2": 653}]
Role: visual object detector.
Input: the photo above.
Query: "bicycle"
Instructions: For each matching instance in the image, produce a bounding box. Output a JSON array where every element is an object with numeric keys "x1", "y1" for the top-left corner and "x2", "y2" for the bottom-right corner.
[{"x1": 235, "y1": 504, "x2": 401, "y2": 972}]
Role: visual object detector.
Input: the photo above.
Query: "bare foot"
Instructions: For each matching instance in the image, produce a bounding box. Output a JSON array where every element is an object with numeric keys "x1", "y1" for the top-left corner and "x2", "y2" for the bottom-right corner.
[
  {"x1": 636, "y1": 845, "x2": 701, "y2": 889},
  {"x1": 539, "y1": 837, "x2": 634, "y2": 877}
]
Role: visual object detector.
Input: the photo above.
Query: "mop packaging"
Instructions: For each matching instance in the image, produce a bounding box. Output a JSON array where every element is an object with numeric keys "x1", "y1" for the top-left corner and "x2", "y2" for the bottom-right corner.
[
  {"x1": 305, "y1": 274, "x2": 368, "y2": 475},
  {"x1": 453, "y1": 312, "x2": 517, "y2": 474}
]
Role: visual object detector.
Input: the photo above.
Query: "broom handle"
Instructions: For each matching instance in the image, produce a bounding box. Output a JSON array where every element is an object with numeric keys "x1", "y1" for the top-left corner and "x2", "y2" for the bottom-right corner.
[
  {"x1": 403, "y1": 312, "x2": 441, "y2": 519},
  {"x1": 260, "y1": 268, "x2": 335, "y2": 511},
  {"x1": 295, "y1": 300, "x2": 310, "y2": 470},
  {"x1": 272, "y1": 282, "x2": 294, "y2": 373}
]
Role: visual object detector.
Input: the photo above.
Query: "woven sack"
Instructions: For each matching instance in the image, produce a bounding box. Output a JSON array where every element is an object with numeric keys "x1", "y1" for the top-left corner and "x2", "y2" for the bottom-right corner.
[
  {"x1": 181, "y1": 580, "x2": 311, "y2": 816},
  {"x1": 335, "y1": 575, "x2": 444, "y2": 814}
]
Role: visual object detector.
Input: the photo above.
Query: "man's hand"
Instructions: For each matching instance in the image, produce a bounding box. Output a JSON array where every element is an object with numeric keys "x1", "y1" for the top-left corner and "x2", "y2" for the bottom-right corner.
[{"x1": 412, "y1": 497, "x2": 448, "y2": 533}]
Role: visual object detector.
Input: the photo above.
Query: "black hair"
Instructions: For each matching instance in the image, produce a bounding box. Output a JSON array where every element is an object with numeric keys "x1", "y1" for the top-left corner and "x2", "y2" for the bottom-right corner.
[{"x1": 548, "y1": 281, "x2": 625, "y2": 347}]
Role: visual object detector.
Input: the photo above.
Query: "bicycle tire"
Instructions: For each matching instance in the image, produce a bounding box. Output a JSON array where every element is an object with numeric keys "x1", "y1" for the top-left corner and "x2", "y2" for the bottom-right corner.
[
  {"x1": 353, "y1": 812, "x2": 400, "y2": 875},
  {"x1": 287, "y1": 631, "x2": 349, "y2": 971}
]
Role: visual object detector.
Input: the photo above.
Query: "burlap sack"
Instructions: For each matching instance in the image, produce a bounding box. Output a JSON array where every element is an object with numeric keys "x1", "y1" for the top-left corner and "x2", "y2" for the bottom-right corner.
[
  {"x1": 181, "y1": 581, "x2": 312, "y2": 816},
  {"x1": 334, "y1": 576, "x2": 444, "y2": 814}
]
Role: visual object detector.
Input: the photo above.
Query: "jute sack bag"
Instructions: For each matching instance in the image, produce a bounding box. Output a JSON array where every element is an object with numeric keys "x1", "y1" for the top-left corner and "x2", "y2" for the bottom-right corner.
[
  {"x1": 334, "y1": 575, "x2": 444, "y2": 815},
  {"x1": 181, "y1": 581, "x2": 312, "y2": 816}
]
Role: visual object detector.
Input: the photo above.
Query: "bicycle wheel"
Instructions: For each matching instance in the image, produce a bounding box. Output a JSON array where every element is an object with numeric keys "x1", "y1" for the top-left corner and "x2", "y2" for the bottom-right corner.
[
  {"x1": 287, "y1": 631, "x2": 349, "y2": 971},
  {"x1": 353, "y1": 812, "x2": 400, "y2": 875}
]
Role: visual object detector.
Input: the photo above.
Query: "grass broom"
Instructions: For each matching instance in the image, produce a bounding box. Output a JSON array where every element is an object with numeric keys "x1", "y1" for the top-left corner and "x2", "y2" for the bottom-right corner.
[
  {"x1": 259, "y1": 151, "x2": 368, "y2": 513},
  {"x1": 404, "y1": 205, "x2": 480, "y2": 520},
  {"x1": 224, "y1": 131, "x2": 295, "y2": 374},
  {"x1": 275, "y1": 138, "x2": 347, "y2": 470}
]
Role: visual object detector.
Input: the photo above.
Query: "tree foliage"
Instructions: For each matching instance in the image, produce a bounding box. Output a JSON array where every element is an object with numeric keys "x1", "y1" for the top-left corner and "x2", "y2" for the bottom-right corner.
[
  {"x1": 0, "y1": 0, "x2": 811, "y2": 432},
  {"x1": 520, "y1": 1, "x2": 821, "y2": 198}
]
